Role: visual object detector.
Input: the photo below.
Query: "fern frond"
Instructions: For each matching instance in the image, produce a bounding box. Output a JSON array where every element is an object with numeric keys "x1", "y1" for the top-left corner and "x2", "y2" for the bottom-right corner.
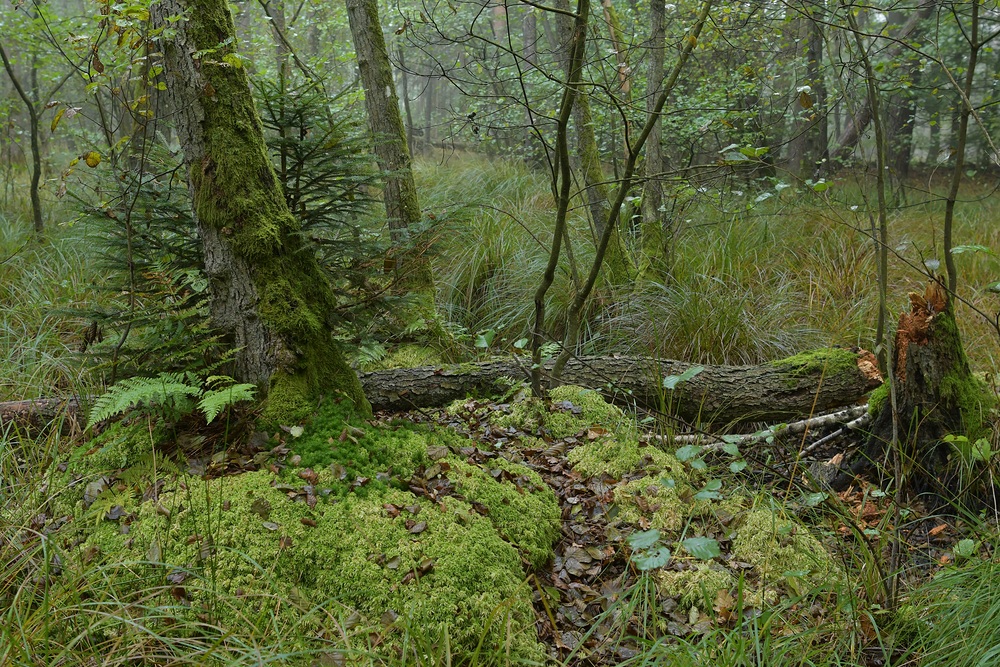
[
  {"x1": 199, "y1": 383, "x2": 257, "y2": 423},
  {"x1": 87, "y1": 373, "x2": 201, "y2": 429}
]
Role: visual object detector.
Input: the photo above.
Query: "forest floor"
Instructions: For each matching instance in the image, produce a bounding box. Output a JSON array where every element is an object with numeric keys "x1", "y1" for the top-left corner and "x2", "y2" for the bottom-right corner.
[{"x1": 395, "y1": 394, "x2": 964, "y2": 666}]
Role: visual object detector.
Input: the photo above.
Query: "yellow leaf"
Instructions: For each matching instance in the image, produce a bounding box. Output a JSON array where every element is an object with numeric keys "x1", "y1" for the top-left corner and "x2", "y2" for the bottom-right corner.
[
  {"x1": 84, "y1": 151, "x2": 102, "y2": 168},
  {"x1": 799, "y1": 90, "x2": 814, "y2": 109},
  {"x1": 51, "y1": 107, "x2": 67, "y2": 133}
]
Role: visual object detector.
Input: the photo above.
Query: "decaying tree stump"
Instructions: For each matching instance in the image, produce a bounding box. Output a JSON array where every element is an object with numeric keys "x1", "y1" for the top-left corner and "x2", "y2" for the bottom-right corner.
[{"x1": 863, "y1": 280, "x2": 995, "y2": 490}]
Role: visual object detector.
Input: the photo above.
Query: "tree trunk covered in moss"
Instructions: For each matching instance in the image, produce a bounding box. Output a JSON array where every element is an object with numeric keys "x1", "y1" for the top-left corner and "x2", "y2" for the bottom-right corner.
[
  {"x1": 345, "y1": 0, "x2": 435, "y2": 308},
  {"x1": 152, "y1": 0, "x2": 370, "y2": 422},
  {"x1": 864, "y1": 282, "x2": 993, "y2": 486},
  {"x1": 361, "y1": 348, "x2": 882, "y2": 424}
]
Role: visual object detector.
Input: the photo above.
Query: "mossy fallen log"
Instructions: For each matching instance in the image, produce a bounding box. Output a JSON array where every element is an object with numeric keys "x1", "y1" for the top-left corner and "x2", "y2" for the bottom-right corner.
[
  {"x1": 361, "y1": 347, "x2": 883, "y2": 424},
  {"x1": 0, "y1": 348, "x2": 882, "y2": 434}
]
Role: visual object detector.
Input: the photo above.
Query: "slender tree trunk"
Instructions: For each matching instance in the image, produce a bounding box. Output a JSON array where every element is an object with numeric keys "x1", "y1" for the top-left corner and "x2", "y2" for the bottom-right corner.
[
  {"x1": 531, "y1": 0, "x2": 590, "y2": 395},
  {"x1": 555, "y1": 0, "x2": 628, "y2": 280},
  {"x1": 828, "y1": 1, "x2": 936, "y2": 167},
  {"x1": 423, "y1": 70, "x2": 435, "y2": 152},
  {"x1": 784, "y1": 7, "x2": 827, "y2": 180},
  {"x1": 523, "y1": 7, "x2": 537, "y2": 68},
  {"x1": 153, "y1": 0, "x2": 370, "y2": 422},
  {"x1": 345, "y1": 0, "x2": 435, "y2": 306},
  {"x1": 601, "y1": 0, "x2": 631, "y2": 101},
  {"x1": 0, "y1": 43, "x2": 43, "y2": 233},
  {"x1": 397, "y1": 47, "x2": 416, "y2": 150},
  {"x1": 639, "y1": 0, "x2": 667, "y2": 281}
]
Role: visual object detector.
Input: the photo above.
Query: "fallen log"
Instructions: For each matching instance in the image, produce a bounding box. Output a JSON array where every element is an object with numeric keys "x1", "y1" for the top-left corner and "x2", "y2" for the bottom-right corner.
[
  {"x1": 1, "y1": 348, "x2": 882, "y2": 434},
  {"x1": 0, "y1": 396, "x2": 86, "y2": 436},
  {"x1": 361, "y1": 348, "x2": 883, "y2": 424}
]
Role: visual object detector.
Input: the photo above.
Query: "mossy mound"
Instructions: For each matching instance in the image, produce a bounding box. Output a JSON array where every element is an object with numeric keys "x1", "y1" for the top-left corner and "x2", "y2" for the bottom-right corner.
[
  {"x1": 492, "y1": 385, "x2": 629, "y2": 439},
  {"x1": 613, "y1": 474, "x2": 735, "y2": 532},
  {"x1": 657, "y1": 563, "x2": 736, "y2": 610},
  {"x1": 730, "y1": 506, "x2": 844, "y2": 603},
  {"x1": 569, "y1": 437, "x2": 685, "y2": 480},
  {"x1": 447, "y1": 457, "x2": 560, "y2": 569},
  {"x1": 73, "y1": 469, "x2": 546, "y2": 662},
  {"x1": 47, "y1": 405, "x2": 561, "y2": 662},
  {"x1": 636, "y1": 499, "x2": 841, "y2": 608}
]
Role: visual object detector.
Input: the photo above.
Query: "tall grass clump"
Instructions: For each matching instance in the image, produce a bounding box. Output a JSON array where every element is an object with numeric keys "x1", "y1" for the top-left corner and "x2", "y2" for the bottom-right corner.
[
  {"x1": 422, "y1": 155, "x2": 1000, "y2": 371},
  {"x1": 419, "y1": 156, "x2": 608, "y2": 352},
  {"x1": 903, "y1": 556, "x2": 1000, "y2": 666},
  {"x1": 0, "y1": 220, "x2": 99, "y2": 401}
]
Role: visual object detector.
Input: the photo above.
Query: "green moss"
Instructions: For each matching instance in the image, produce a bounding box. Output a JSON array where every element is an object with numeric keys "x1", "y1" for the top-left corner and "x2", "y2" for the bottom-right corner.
[
  {"x1": 770, "y1": 348, "x2": 859, "y2": 382},
  {"x1": 940, "y1": 368, "x2": 995, "y2": 440},
  {"x1": 656, "y1": 563, "x2": 736, "y2": 610},
  {"x1": 76, "y1": 470, "x2": 545, "y2": 662},
  {"x1": 287, "y1": 399, "x2": 428, "y2": 484},
  {"x1": 492, "y1": 385, "x2": 629, "y2": 439},
  {"x1": 569, "y1": 437, "x2": 685, "y2": 479},
  {"x1": 614, "y1": 475, "x2": 697, "y2": 532},
  {"x1": 731, "y1": 506, "x2": 844, "y2": 603},
  {"x1": 446, "y1": 457, "x2": 560, "y2": 569},
  {"x1": 365, "y1": 344, "x2": 443, "y2": 371},
  {"x1": 868, "y1": 381, "x2": 890, "y2": 417},
  {"x1": 614, "y1": 474, "x2": 742, "y2": 532}
]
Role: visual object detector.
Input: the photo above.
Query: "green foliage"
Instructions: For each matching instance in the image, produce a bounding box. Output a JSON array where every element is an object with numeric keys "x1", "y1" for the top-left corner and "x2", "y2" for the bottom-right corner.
[
  {"x1": 74, "y1": 144, "x2": 226, "y2": 379},
  {"x1": 87, "y1": 372, "x2": 255, "y2": 428},
  {"x1": 905, "y1": 557, "x2": 1000, "y2": 667}
]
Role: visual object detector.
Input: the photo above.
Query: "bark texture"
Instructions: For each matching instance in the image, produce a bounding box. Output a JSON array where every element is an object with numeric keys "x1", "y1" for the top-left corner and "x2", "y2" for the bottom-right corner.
[
  {"x1": 5, "y1": 349, "x2": 882, "y2": 434},
  {"x1": 345, "y1": 0, "x2": 435, "y2": 299},
  {"x1": 154, "y1": 0, "x2": 370, "y2": 421},
  {"x1": 865, "y1": 281, "x2": 992, "y2": 482},
  {"x1": 361, "y1": 348, "x2": 882, "y2": 423}
]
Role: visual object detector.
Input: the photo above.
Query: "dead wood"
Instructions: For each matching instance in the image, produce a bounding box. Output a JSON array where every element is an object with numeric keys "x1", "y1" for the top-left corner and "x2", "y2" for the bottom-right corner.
[
  {"x1": 360, "y1": 349, "x2": 882, "y2": 423},
  {"x1": 1, "y1": 348, "x2": 883, "y2": 435}
]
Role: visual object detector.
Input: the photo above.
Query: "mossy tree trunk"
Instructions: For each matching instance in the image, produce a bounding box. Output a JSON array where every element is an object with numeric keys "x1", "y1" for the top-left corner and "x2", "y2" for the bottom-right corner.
[
  {"x1": 153, "y1": 0, "x2": 371, "y2": 423},
  {"x1": 866, "y1": 281, "x2": 992, "y2": 489},
  {"x1": 345, "y1": 0, "x2": 436, "y2": 315}
]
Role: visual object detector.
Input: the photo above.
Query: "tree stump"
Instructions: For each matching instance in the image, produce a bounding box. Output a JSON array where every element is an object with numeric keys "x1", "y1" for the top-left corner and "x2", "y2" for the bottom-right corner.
[{"x1": 864, "y1": 279, "x2": 994, "y2": 493}]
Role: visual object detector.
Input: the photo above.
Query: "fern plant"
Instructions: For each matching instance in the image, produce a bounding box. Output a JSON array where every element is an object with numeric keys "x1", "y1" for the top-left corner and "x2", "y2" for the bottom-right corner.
[{"x1": 87, "y1": 373, "x2": 256, "y2": 429}]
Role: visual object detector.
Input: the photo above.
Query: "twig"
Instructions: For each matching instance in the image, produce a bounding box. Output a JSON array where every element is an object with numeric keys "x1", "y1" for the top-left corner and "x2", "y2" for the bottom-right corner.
[{"x1": 666, "y1": 405, "x2": 870, "y2": 450}]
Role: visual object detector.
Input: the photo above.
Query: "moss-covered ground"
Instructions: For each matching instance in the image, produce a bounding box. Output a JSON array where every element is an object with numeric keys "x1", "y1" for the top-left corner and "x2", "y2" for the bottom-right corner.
[{"x1": 41, "y1": 396, "x2": 564, "y2": 662}]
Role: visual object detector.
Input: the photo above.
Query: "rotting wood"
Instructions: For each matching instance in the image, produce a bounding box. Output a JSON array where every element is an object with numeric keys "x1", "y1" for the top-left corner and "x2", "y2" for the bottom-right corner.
[
  {"x1": 1, "y1": 348, "x2": 883, "y2": 434},
  {"x1": 0, "y1": 396, "x2": 85, "y2": 437},
  {"x1": 361, "y1": 348, "x2": 882, "y2": 423}
]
